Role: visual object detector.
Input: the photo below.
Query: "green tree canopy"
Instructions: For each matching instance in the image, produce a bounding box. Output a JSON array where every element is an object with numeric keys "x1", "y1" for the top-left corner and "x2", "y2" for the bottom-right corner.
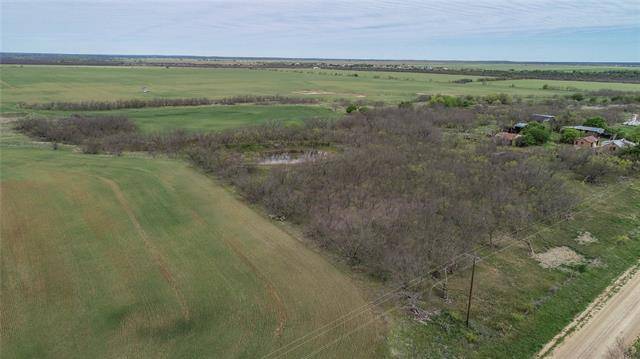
[
  {"x1": 520, "y1": 122, "x2": 551, "y2": 146},
  {"x1": 560, "y1": 128, "x2": 582, "y2": 144},
  {"x1": 583, "y1": 116, "x2": 607, "y2": 129}
]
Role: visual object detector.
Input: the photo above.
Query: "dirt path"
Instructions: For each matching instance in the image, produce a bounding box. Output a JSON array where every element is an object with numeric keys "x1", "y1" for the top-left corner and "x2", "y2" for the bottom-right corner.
[{"x1": 540, "y1": 263, "x2": 640, "y2": 358}]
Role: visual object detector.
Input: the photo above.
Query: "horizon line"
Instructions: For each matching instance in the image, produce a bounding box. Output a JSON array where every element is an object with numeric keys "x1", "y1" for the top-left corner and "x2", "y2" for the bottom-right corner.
[{"x1": 2, "y1": 51, "x2": 639, "y2": 66}]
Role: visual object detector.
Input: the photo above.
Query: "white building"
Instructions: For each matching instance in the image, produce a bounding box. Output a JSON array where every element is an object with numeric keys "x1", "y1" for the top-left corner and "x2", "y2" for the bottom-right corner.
[{"x1": 623, "y1": 114, "x2": 639, "y2": 126}]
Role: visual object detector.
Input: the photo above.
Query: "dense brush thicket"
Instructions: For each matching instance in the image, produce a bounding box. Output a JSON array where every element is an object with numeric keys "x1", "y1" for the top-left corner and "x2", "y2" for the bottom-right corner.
[
  {"x1": 19, "y1": 95, "x2": 319, "y2": 111},
  {"x1": 15, "y1": 115, "x2": 138, "y2": 144},
  {"x1": 19, "y1": 107, "x2": 634, "y2": 282},
  {"x1": 218, "y1": 109, "x2": 576, "y2": 281}
]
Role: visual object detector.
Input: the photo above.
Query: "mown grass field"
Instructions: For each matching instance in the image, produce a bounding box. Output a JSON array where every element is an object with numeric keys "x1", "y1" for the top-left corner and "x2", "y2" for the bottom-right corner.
[
  {"x1": 0, "y1": 145, "x2": 384, "y2": 358},
  {"x1": 2, "y1": 65, "x2": 639, "y2": 112}
]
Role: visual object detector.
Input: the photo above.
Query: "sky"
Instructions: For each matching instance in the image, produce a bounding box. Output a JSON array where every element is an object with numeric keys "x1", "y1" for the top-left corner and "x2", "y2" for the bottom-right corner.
[{"x1": 1, "y1": 0, "x2": 639, "y2": 62}]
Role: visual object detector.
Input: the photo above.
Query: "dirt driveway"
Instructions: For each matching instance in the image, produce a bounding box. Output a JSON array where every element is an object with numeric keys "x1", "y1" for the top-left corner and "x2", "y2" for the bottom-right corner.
[{"x1": 541, "y1": 264, "x2": 640, "y2": 358}]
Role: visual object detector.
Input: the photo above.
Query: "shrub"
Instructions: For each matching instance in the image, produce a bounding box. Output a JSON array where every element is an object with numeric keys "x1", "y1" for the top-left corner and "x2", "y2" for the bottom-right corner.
[
  {"x1": 624, "y1": 127, "x2": 640, "y2": 143},
  {"x1": 574, "y1": 155, "x2": 630, "y2": 183},
  {"x1": 415, "y1": 94, "x2": 431, "y2": 102},
  {"x1": 428, "y1": 95, "x2": 469, "y2": 108},
  {"x1": 485, "y1": 93, "x2": 512, "y2": 105},
  {"x1": 464, "y1": 331, "x2": 479, "y2": 343},
  {"x1": 570, "y1": 93, "x2": 585, "y2": 101},
  {"x1": 346, "y1": 104, "x2": 359, "y2": 113},
  {"x1": 583, "y1": 116, "x2": 607, "y2": 129},
  {"x1": 520, "y1": 122, "x2": 550, "y2": 146},
  {"x1": 560, "y1": 128, "x2": 581, "y2": 144},
  {"x1": 398, "y1": 101, "x2": 414, "y2": 109},
  {"x1": 619, "y1": 145, "x2": 640, "y2": 162},
  {"x1": 555, "y1": 147, "x2": 592, "y2": 171},
  {"x1": 81, "y1": 139, "x2": 102, "y2": 154}
]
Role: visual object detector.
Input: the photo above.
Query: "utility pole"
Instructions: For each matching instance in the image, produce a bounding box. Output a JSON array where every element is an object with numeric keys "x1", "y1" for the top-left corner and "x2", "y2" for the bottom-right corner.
[{"x1": 465, "y1": 255, "x2": 477, "y2": 328}]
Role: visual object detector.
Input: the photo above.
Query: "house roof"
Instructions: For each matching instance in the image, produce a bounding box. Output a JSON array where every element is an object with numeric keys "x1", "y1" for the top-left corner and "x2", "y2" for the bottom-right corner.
[
  {"x1": 600, "y1": 138, "x2": 637, "y2": 148},
  {"x1": 514, "y1": 122, "x2": 528, "y2": 128},
  {"x1": 578, "y1": 135, "x2": 599, "y2": 143},
  {"x1": 564, "y1": 125, "x2": 606, "y2": 135},
  {"x1": 531, "y1": 114, "x2": 555, "y2": 121}
]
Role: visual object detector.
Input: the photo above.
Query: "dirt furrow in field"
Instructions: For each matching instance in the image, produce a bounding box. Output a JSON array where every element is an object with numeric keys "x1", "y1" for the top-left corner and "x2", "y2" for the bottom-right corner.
[
  {"x1": 99, "y1": 176, "x2": 190, "y2": 320},
  {"x1": 222, "y1": 238, "x2": 287, "y2": 338},
  {"x1": 189, "y1": 205, "x2": 288, "y2": 338}
]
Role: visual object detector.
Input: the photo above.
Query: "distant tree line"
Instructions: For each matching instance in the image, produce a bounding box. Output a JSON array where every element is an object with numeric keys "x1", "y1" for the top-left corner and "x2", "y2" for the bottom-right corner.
[
  {"x1": 303, "y1": 65, "x2": 640, "y2": 83},
  {"x1": 18, "y1": 95, "x2": 319, "y2": 111},
  {"x1": 3, "y1": 53, "x2": 638, "y2": 83}
]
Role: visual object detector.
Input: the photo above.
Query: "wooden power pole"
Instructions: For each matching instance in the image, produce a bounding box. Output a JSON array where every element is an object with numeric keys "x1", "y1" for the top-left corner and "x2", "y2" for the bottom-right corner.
[{"x1": 465, "y1": 256, "x2": 477, "y2": 328}]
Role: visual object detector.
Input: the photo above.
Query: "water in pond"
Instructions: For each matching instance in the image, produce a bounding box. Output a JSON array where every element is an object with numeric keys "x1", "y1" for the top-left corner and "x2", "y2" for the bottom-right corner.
[{"x1": 258, "y1": 150, "x2": 328, "y2": 165}]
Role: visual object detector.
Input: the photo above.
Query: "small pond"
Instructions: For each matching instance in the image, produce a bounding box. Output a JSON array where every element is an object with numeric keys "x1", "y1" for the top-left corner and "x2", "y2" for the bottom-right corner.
[{"x1": 258, "y1": 150, "x2": 329, "y2": 165}]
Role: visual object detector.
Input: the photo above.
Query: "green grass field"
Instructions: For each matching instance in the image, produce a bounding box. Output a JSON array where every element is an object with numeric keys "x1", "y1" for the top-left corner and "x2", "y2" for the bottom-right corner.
[
  {"x1": 0, "y1": 145, "x2": 384, "y2": 358},
  {"x1": 30, "y1": 105, "x2": 339, "y2": 132},
  {"x1": 2, "y1": 65, "x2": 639, "y2": 113}
]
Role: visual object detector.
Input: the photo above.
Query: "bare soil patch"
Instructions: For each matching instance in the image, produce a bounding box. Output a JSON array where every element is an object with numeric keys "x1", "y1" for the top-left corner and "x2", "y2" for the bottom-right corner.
[
  {"x1": 0, "y1": 117, "x2": 17, "y2": 124},
  {"x1": 533, "y1": 246, "x2": 584, "y2": 269},
  {"x1": 293, "y1": 90, "x2": 366, "y2": 97},
  {"x1": 294, "y1": 90, "x2": 335, "y2": 95},
  {"x1": 575, "y1": 231, "x2": 598, "y2": 245}
]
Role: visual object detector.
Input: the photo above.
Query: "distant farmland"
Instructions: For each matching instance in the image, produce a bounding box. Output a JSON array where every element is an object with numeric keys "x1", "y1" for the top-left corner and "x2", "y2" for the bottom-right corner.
[
  {"x1": 3, "y1": 64, "x2": 639, "y2": 133},
  {"x1": 2, "y1": 65, "x2": 640, "y2": 112}
]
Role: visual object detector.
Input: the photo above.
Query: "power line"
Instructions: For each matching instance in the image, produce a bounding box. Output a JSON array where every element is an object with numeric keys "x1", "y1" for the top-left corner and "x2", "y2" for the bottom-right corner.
[
  {"x1": 301, "y1": 181, "x2": 633, "y2": 358},
  {"x1": 300, "y1": 306, "x2": 401, "y2": 359},
  {"x1": 263, "y1": 181, "x2": 624, "y2": 358},
  {"x1": 265, "y1": 180, "x2": 631, "y2": 358},
  {"x1": 465, "y1": 255, "x2": 476, "y2": 328}
]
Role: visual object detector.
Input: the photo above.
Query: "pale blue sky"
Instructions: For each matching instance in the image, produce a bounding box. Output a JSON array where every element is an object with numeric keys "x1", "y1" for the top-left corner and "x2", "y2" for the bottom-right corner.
[{"x1": 2, "y1": 0, "x2": 639, "y2": 61}]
